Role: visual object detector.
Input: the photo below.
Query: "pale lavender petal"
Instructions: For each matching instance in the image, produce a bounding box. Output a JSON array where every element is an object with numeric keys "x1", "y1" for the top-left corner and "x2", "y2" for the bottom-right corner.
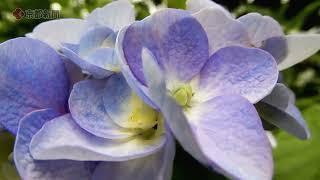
[
  {"x1": 197, "y1": 46, "x2": 278, "y2": 103},
  {"x1": 278, "y1": 34, "x2": 320, "y2": 70},
  {"x1": 30, "y1": 114, "x2": 167, "y2": 161},
  {"x1": 186, "y1": 0, "x2": 231, "y2": 16},
  {"x1": 193, "y1": 7, "x2": 250, "y2": 55},
  {"x1": 69, "y1": 79, "x2": 135, "y2": 139},
  {"x1": 27, "y1": 18, "x2": 88, "y2": 49},
  {"x1": 256, "y1": 84, "x2": 310, "y2": 139},
  {"x1": 78, "y1": 26, "x2": 115, "y2": 57},
  {"x1": 0, "y1": 38, "x2": 69, "y2": 134},
  {"x1": 122, "y1": 9, "x2": 209, "y2": 85},
  {"x1": 92, "y1": 132, "x2": 175, "y2": 180},
  {"x1": 189, "y1": 95, "x2": 273, "y2": 180},
  {"x1": 14, "y1": 109, "x2": 93, "y2": 180},
  {"x1": 238, "y1": 13, "x2": 284, "y2": 47},
  {"x1": 86, "y1": 0, "x2": 135, "y2": 31},
  {"x1": 61, "y1": 45, "x2": 112, "y2": 79}
]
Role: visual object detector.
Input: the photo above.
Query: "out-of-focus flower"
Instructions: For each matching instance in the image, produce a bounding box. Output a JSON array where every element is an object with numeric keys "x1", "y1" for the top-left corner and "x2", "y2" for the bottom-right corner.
[{"x1": 0, "y1": 38, "x2": 175, "y2": 180}]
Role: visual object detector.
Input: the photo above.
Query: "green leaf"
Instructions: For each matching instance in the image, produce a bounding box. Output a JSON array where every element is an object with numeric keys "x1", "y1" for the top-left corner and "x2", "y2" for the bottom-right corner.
[{"x1": 274, "y1": 105, "x2": 320, "y2": 180}]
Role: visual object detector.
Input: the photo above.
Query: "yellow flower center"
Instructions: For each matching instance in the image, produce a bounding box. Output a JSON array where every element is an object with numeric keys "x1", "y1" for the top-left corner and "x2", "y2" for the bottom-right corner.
[{"x1": 172, "y1": 84, "x2": 193, "y2": 108}]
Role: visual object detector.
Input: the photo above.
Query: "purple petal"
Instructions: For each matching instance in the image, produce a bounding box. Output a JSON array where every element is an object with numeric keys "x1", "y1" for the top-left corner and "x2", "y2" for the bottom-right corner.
[
  {"x1": 260, "y1": 36, "x2": 288, "y2": 64},
  {"x1": 26, "y1": 18, "x2": 88, "y2": 50},
  {"x1": 61, "y1": 45, "x2": 113, "y2": 79},
  {"x1": 92, "y1": 132, "x2": 175, "y2": 180},
  {"x1": 122, "y1": 9, "x2": 209, "y2": 85},
  {"x1": 256, "y1": 84, "x2": 310, "y2": 139},
  {"x1": 0, "y1": 38, "x2": 69, "y2": 134},
  {"x1": 238, "y1": 13, "x2": 284, "y2": 47},
  {"x1": 116, "y1": 26, "x2": 158, "y2": 109},
  {"x1": 86, "y1": 0, "x2": 135, "y2": 31},
  {"x1": 193, "y1": 7, "x2": 250, "y2": 55},
  {"x1": 198, "y1": 46, "x2": 278, "y2": 103},
  {"x1": 186, "y1": 0, "x2": 231, "y2": 16},
  {"x1": 14, "y1": 109, "x2": 93, "y2": 180},
  {"x1": 78, "y1": 26, "x2": 115, "y2": 57},
  {"x1": 191, "y1": 95, "x2": 273, "y2": 180},
  {"x1": 30, "y1": 114, "x2": 167, "y2": 161},
  {"x1": 142, "y1": 50, "x2": 273, "y2": 179},
  {"x1": 69, "y1": 79, "x2": 135, "y2": 139}
]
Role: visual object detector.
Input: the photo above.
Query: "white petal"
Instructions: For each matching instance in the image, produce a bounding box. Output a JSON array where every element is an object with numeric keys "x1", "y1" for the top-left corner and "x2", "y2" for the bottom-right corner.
[{"x1": 278, "y1": 34, "x2": 320, "y2": 70}]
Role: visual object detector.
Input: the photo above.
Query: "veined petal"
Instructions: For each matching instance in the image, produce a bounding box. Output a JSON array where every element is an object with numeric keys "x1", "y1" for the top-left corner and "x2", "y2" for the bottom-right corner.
[
  {"x1": 78, "y1": 26, "x2": 115, "y2": 57},
  {"x1": 197, "y1": 46, "x2": 278, "y2": 103},
  {"x1": 256, "y1": 84, "x2": 310, "y2": 140},
  {"x1": 142, "y1": 47, "x2": 273, "y2": 180},
  {"x1": 238, "y1": 13, "x2": 284, "y2": 47},
  {"x1": 69, "y1": 79, "x2": 136, "y2": 139},
  {"x1": 122, "y1": 8, "x2": 209, "y2": 85},
  {"x1": 193, "y1": 7, "x2": 250, "y2": 55},
  {"x1": 14, "y1": 109, "x2": 93, "y2": 180},
  {"x1": 188, "y1": 95, "x2": 273, "y2": 180},
  {"x1": 61, "y1": 44, "x2": 113, "y2": 79},
  {"x1": 278, "y1": 34, "x2": 320, "y2": 70},
  {"x1": 186, "y1": 0, "x2": 231, "y2": 16},
  {"x1": 0, "y1": 38, "x2": 69, "y2": 134},
  {"x1": 86, "y1": 0, "x2": 135, "y2": 31},
  {"x1": 26, "y1": 18, "x2": 88, "y2": 50},
  {"x1": 92, "y1": 132, "x2": 175, "y2": 180},
  {"x1": 30, "y1": 114, "x2": 167, "y2": 161}
]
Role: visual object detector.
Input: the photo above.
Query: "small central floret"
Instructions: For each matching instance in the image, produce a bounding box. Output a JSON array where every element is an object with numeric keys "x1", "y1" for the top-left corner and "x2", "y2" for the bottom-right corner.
[
  {"x1": 128, "y1": 93, "x2": 158, "y2": 131},
  {"x1": 172, "y1": 84, "x2": 193, "y2": 107}
]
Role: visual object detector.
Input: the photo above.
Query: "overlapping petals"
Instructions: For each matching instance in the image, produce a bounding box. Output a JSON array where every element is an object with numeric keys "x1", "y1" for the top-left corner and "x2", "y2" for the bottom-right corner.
[
  {"x1": 256, "y1": 83, "x2": 310, "y2": 139},
  {"x1": 14, "y1": 109, "x2": 94, "y2": 180},
  {"x1": 0, "y1": 38, "x2": 70, "y2": 134}
]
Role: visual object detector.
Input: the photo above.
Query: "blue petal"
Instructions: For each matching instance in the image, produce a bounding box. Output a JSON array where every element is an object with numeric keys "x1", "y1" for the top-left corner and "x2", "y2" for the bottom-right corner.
[
  {"x1": 0, "y1": 38, "x2": 70, "y2": 134},
  {"x1": 78, "y1": 26, "x2": 115, "y2": 57},
  {"x1": 69, "y1": 79, "x2": 136, "y2": 139},
  {"x1": 197, "y1": 46, "x2": 278, "y2": 103},
  {"x1": 92, "y1": 132, "x2": 175, "y2": 180},
  {"x1": 86, "y1": 48, "x2": 120, "y2": 72},
  {"x1": 61, "y1": 45, "x2": 113, "y2": 79},
  {"x1": 14, "y1": 109, "x2": 94, "y2": 180},
  {"x1": 186, "y1": 0, "x2": 231, "y2": 16},
  {"x1": 30, "y1": 114, "x2": 167, "y2": 161},
  {"x1": 122, "y1": 9, "x2": 209, "y2": 85}
]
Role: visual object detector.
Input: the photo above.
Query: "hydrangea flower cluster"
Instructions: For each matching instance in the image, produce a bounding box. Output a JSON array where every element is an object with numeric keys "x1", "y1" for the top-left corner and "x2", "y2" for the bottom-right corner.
[{"x1": 0, "y1": 0, "x2": 319, "y2": 179}]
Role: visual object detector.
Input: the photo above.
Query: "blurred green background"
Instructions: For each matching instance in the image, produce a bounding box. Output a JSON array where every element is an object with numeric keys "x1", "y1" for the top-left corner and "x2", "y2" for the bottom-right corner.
[{"x1": 0, "y1": 0, "x2": 319, "y2": 179}]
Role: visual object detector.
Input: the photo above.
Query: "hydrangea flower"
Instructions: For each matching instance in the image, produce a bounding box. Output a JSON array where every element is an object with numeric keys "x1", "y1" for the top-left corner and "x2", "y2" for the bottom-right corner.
[
  {"x1": 27, "y1": 0, "x2": 135, "y2": 79},
  {"x1": 0, "y1": 37, "x2": 175, "y2": 179},
  {"x1": 116, "y1": 0, "x2": 320, "y2": 179}
]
